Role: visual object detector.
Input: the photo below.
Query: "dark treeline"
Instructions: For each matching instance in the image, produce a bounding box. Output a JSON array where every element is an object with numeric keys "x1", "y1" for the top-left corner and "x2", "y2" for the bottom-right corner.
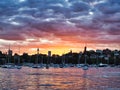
[{"x1": 0, "y1": 48, "x2": 120, "y2": 65}]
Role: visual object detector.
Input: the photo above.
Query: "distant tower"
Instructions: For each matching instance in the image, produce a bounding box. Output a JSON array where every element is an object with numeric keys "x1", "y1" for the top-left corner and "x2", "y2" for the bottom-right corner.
[
  {"x1": 83, "y1": 46, "x2": 87, "y2": 65},
  {"x1": 84, "y1": 46, "x2": 87, "y2": 54},
  {"x1": 37, "y1": 48, "x2": 39, "y2": 54},
  {"x1": 48, "y1": 51, "x2": 51, "y2": 57},
  {"x1": 47, "y1": 51, "x2": 51, "y2": 65},
  {"x1": 36, "y1": 48, "x2": 39, "y2": 64},
  {"x1": 8, "y1": 49, "x2": 12, "y2": 57},
  {"x1": 8, "y1": 45, "x2": 12, "y2": 57},
  {"x1": 8, "y1": 44, "x2": 12, "y2": 63},
  {"x1": 70, "y1": 49, "x2": 72, "y2": 53}
]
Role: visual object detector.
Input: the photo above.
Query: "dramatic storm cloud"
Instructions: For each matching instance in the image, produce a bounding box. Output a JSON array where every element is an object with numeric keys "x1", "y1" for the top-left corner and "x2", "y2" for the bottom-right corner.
[{"x1": 0, "y1": 0, "x2": 120, "y2": 54}]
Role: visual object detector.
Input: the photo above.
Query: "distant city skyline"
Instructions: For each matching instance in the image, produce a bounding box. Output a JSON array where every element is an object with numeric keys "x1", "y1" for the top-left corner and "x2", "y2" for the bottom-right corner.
[{"x1": 0, "y1": 0, "x2": 120, "y2": 55}]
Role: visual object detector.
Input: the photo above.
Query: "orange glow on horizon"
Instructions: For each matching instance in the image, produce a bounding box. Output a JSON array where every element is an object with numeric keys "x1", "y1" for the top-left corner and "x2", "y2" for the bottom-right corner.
[{"x1": 0, "y1": 38, "x2": 120, "y2": 55}]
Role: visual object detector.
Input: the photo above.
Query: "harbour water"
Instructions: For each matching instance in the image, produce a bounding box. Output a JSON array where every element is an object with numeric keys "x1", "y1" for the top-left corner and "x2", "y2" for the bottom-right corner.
[{"x1": 0, "y1": 67, "x2": 120, "y2": 90}]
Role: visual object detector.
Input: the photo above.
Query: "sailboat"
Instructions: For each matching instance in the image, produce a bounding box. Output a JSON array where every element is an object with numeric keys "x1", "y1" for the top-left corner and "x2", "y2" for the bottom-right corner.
[
  {"x1": 77, "y1": 52, "x2": 83, "y2": 68},
  {"x1": 40, "y1": 56, "x2": 44, "y2": 68},
  {"x1": 114, "y1": 52, "x2": 119, "y2": 66},
  {"x1": 82, "y1": 46, "x2": 89, "y2": 70},
  {"x1": 1, "y1": 53, "x2": 8, "y2": 68},
  {"x1": 59, "y1": 54, "x2": 65, "y2": 68},
  {"x1": 16, "y1": 47, "x2": 22, "y2": 69},
  {"x1": 32, "y1": 48, "x2": 40, "y2": 68},
  {"x1": 46, "y1": 57, "x2": 49, "y2": 69},
  {"x1": 46, "y1": 51, "x2": 51, "y2": 69},
  {"x1": 1, "y1": 44, "x2": 15, "y2": 69}
]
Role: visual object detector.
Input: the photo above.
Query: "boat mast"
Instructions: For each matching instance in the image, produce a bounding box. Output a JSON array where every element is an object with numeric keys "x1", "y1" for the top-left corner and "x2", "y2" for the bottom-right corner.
[{"x1": 84, "y1": 44, "x2": 87, "y2": 65}]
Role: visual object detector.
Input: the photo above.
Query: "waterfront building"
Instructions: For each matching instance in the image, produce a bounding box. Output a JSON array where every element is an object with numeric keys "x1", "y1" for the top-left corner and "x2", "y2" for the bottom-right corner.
[
  {"x1": 7, "y1": 46, "x2": 13, "y2": 63},
  {"x1": 96, "y1": 49, "x2": 102, "y2": 54},
  {"x1": 48, "y1": 51, "x2": 51, "y2": 57}
]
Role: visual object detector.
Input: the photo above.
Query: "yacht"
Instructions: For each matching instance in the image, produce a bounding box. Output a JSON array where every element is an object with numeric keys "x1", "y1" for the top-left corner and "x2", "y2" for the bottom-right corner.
[
  {"x1": 82, "y1": 65, "x2": 89, "y2": 70},
  {"x1": 32, "y1": 48, "x2": 41, "y2": 68},
  {"x1": 77, "y1": 53, "x2": 82, "y2": 68},
  {"x1": 77, "y1": 64, "x2": 81, "y2": 68},
  {"x1": 98, "y1": 63, "x2": 108, "y2": 67},
  {"x1": 46, "y1": 64, "x2": 49, "y2": 69},
  {"x1": 82, "y1": 46, "x2": 89, "y2": 70},
  {"x1": 1, "y1": 63, "x2": 15, "y2": 69}
]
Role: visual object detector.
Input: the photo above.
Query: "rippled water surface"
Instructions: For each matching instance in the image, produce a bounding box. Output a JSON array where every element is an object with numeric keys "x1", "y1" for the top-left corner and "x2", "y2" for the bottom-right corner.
[{"x1": 0, "y1": 67, "x2": 120, "y2": 90}]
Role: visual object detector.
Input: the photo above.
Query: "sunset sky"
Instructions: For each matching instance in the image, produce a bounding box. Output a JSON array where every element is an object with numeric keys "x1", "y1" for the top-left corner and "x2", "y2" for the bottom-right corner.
[{"x1": 0, "y1": 0, "x2": 120, "y2": 55}]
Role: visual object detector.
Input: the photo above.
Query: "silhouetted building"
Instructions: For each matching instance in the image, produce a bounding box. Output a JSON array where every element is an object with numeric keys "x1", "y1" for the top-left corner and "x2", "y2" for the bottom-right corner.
[
  {"x1": 37, "y1": 48, "x2": 39, "y2": 54},
  {"x1": 7, "y1": 48, "x2": 13, "y2": 63},
  {"x1": 96, "y1": 49, "x2": 102, "y2": 54},
  {"x1": 48, "y1": 51, "x2": 51, "y2": 57},
  {"x1": 84, "y1": 46, "x2": 87, "y2": 54},
  {"x1": 8, "y1": 49, "x2": 12, "y2": 57}
]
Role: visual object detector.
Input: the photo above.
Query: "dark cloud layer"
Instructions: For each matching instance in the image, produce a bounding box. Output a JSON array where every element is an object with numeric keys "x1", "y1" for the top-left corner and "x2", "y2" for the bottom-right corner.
[{"x1": 0, "y1": 0, "x2": 120, "y2": 45}]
